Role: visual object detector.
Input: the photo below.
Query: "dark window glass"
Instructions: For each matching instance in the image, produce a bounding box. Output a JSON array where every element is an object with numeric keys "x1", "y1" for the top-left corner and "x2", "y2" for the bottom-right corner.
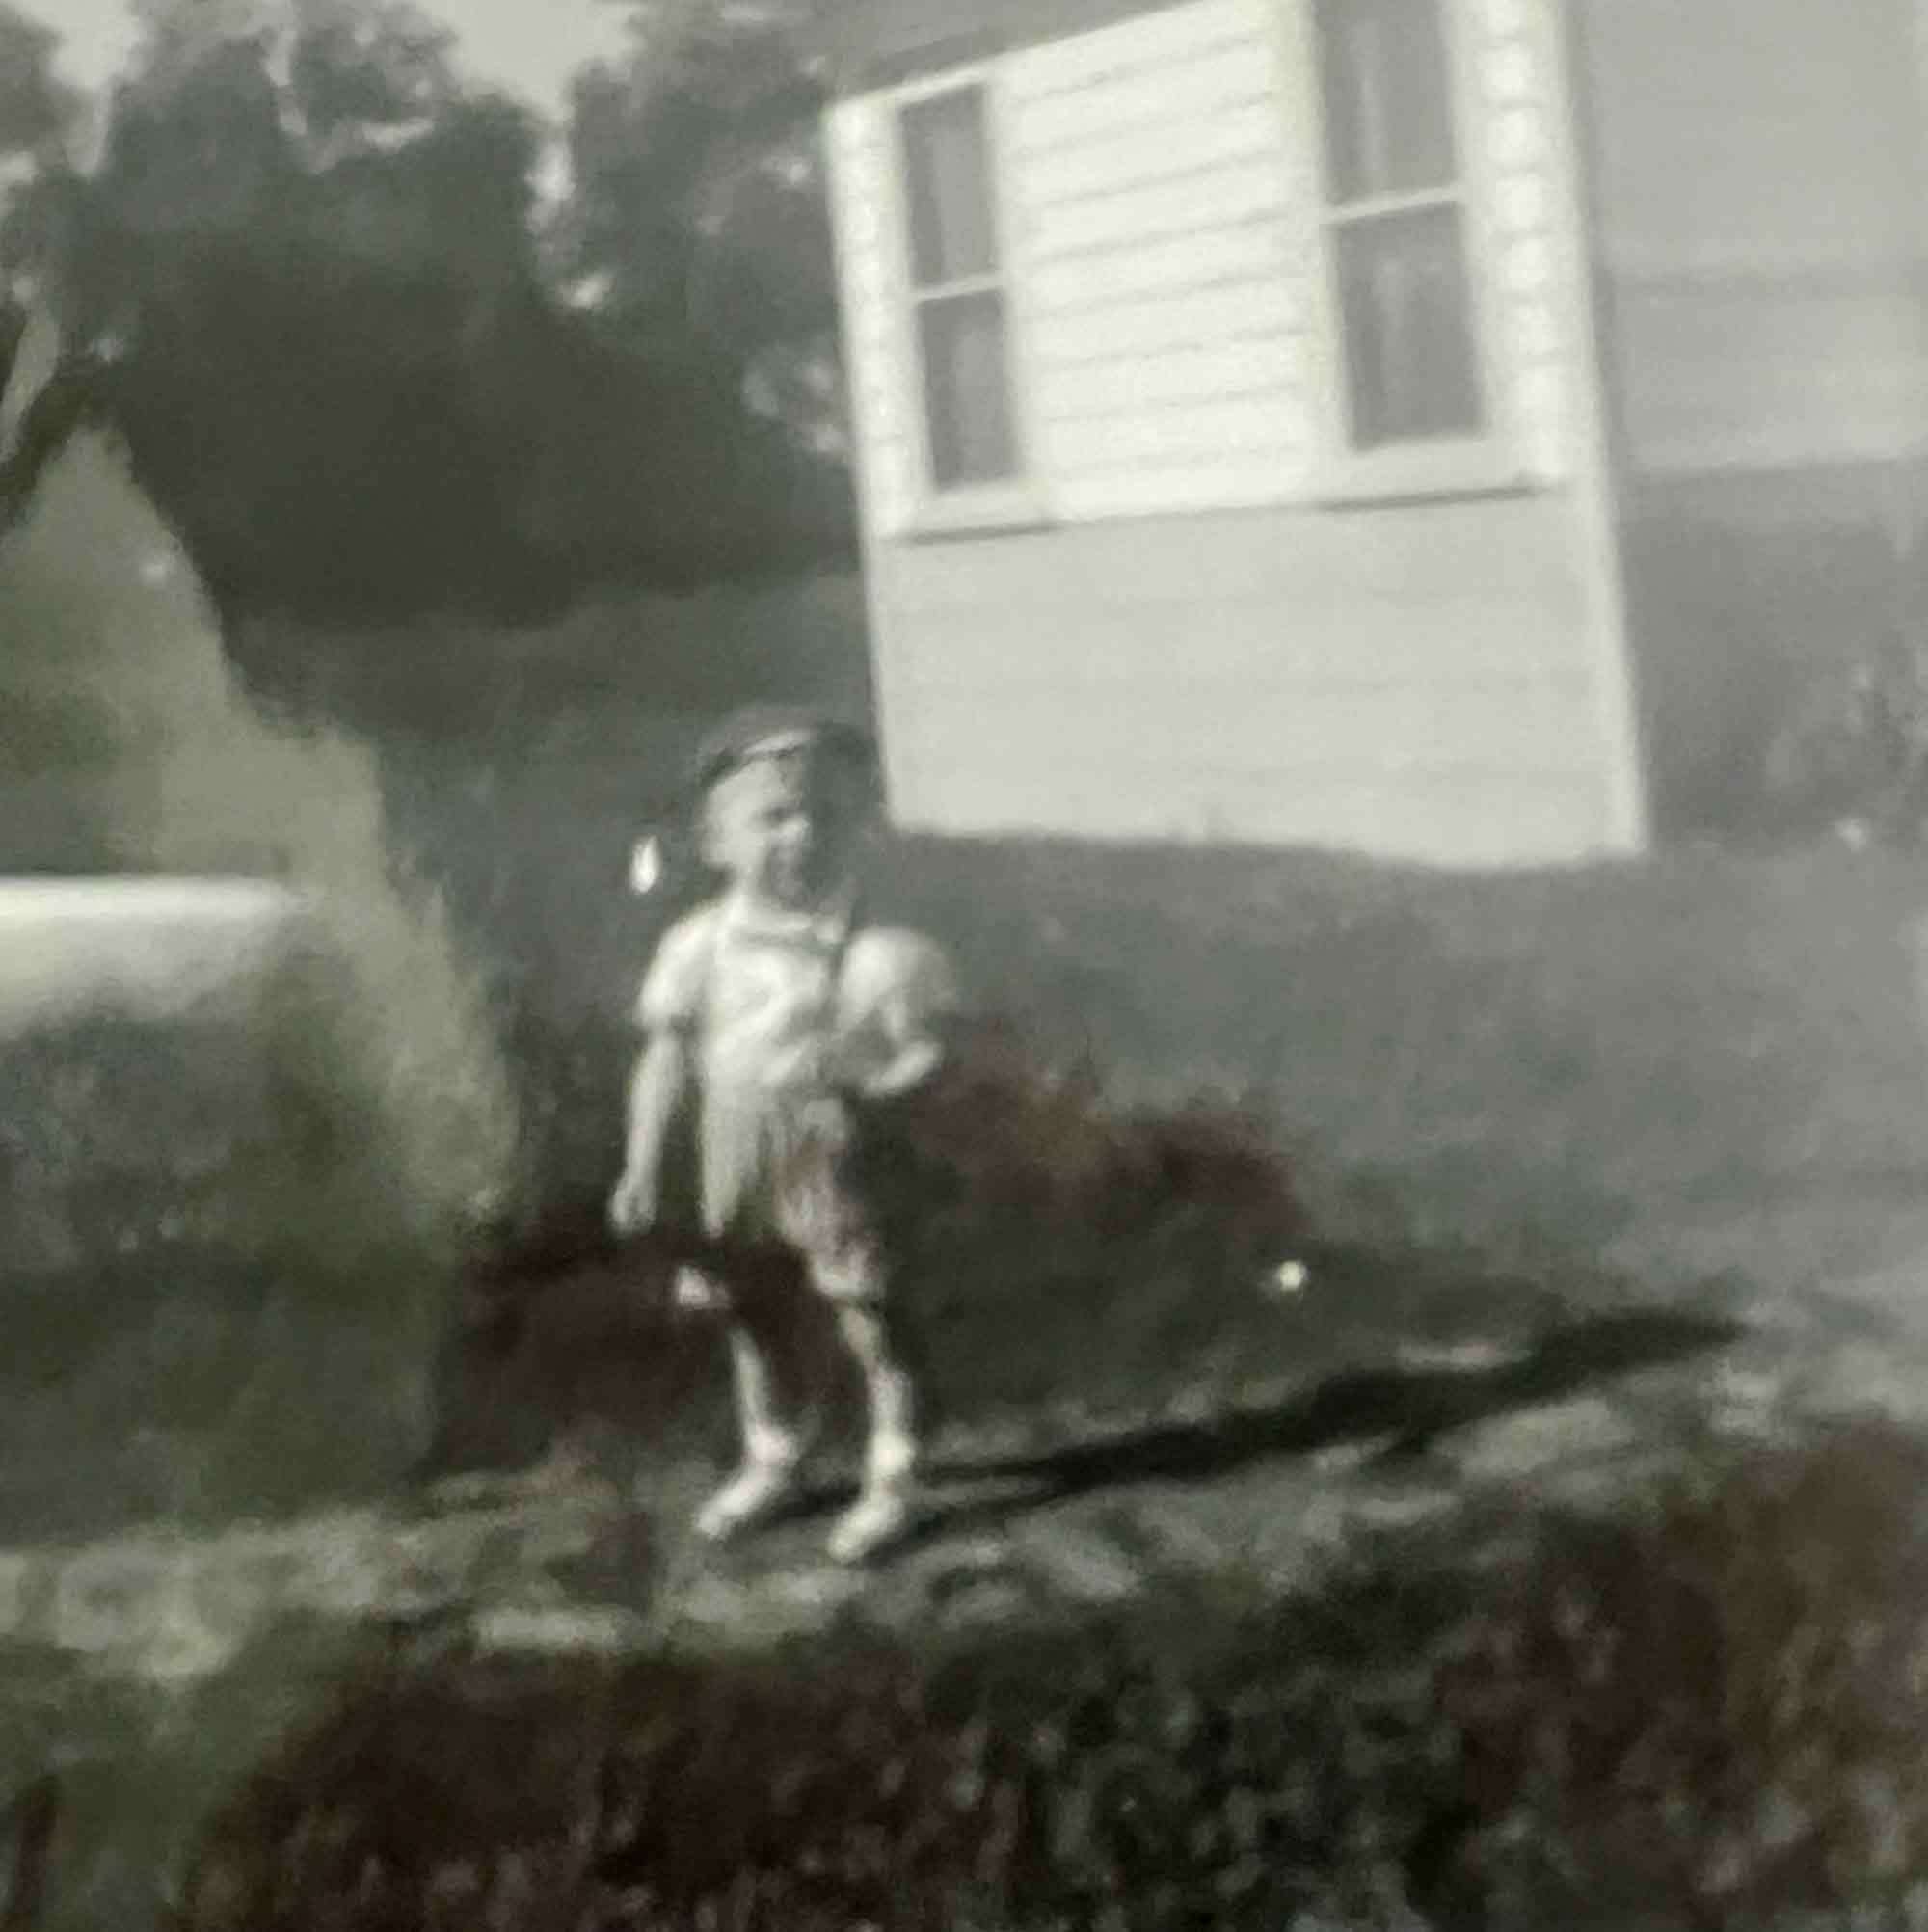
[
  {"x1": 1334, "y1": 205, "x2": 1484, "y2": 445},
  {"x1": 902, "y1": 88, "x2": 998, "y2": 287},
  {"x1": 917, "y1": 291, "x2": 1018, "y2": 487},
  {"x1": 1313, "y1": 0, "x2": 1458, "y2": 201}
]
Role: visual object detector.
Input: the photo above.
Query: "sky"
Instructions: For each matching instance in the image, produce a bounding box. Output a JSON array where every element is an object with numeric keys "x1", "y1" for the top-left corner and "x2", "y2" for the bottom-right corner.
[{"x1": 15, "y1": 0, "x2": 636, "y2": 120}]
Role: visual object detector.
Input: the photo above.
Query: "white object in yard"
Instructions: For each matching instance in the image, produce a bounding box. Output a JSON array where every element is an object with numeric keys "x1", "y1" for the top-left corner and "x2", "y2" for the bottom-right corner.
[
  {"x1": 0, "y1": 877, "x2": 312, "y2": 1034},
  {"x1": 1270, "y1": 1259, "x2": 1311, "y2": 1299}
]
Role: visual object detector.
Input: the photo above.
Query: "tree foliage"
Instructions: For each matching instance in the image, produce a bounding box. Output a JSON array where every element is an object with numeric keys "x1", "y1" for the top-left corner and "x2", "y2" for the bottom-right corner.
[
  {"x1": 0, "y1": 3, "x2": 76, "y2": 159},
  {"x1": 0, "y1": 0, "x2": 852, "y2": 632},
  {"x1": 556, "y1": 0, "x2": 844, "y2": 450}
]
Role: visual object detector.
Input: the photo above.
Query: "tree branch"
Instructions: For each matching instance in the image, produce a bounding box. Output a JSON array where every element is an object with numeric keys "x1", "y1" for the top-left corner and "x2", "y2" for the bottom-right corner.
[{"x1": 0, "y1": 346, "x2": 106, "y2": 537}]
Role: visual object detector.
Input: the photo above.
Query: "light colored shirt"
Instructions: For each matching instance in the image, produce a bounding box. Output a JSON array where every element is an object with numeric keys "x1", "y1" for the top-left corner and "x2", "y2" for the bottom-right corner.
[
  {"x1": 639, "y1": 891, "x2": 956, "y2": 1095},
  {"x1": 634, "y1": 887, "x2": 959, "y2": 1242}
]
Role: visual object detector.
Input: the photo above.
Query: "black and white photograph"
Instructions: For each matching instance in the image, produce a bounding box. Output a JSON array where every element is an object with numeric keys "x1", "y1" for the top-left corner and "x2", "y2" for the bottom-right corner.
[{"x1": 0, "y1": 0, "x2": 1924, "y2": 1924}]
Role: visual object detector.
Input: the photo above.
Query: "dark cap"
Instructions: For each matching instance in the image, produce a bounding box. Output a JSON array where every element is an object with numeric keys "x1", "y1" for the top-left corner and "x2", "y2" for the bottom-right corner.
[{"x1": 685, "y1": 705, "x2": 876, "y2": 800}]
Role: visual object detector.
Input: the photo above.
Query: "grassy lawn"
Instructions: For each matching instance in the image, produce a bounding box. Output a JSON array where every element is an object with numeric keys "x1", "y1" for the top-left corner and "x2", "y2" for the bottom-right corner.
[
  {"x1": 282, "y1": 577, "x2": 1927, "y2": 1312},
  {"x1": 248, "y1": 582, "x2": 1928, "y2": 1350},
  {"x1": 10, "y1": 459, "x2": 1928, "y2": 1923},
  {"x1": 6, "y1": 586, "x2": 1928, "y2": 1926},
  {"x1": 174, "y1": 1414, "x2": 1928, "y2": 1932},
  {"x1": 13, "y1": 580, "x2": 1928, "y2": 1541},
  {"x1": 428, "y1": 807, "x2": 1928, "y2": 1481},
  {"x1": 875, "y1": 835, "x2": 1928, "y2": 1307}
]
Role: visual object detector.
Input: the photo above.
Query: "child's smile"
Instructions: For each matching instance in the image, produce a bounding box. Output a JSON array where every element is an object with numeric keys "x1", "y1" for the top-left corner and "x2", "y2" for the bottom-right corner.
[{"x1": 705, "y1": 755, "x2": 858, "y2": 912}]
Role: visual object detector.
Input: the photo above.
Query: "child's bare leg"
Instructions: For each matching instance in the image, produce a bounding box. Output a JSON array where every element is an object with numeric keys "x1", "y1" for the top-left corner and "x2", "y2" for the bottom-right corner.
[
  {"x1": 694, "y1": 1279, "x2": 812, "y2": 1543},
  {"x1": 827, "y1": 1298, "x2": 924, "y2": 1564}
]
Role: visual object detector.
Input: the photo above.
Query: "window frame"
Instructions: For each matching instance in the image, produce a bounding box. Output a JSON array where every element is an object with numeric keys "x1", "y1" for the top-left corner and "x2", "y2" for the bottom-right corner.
[
  {"x1": 884, "y1": 64, "x2": 1048, "y2": 535},
  {"x1": 1293, "y1": 0, "x2": 1528, "y2": 502}
]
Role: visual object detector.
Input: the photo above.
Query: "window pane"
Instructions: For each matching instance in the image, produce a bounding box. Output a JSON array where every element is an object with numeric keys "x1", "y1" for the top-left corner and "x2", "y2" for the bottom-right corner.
[
  {"x1": 1335, "y1": 205, "x2": 1484, "y2": 445},
  {"x1": 918, "y1": 291, "x2": 1018, "y2": 488},
  {"x1": 1313, "y1": 0, "x2": 1457, "y2": 201},
  {"x1": 902, "y1": 88, "x2": 998, "y2": 287}
]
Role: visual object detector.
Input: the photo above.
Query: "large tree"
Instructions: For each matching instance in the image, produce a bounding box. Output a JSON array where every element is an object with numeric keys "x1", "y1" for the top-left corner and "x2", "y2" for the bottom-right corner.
[
  {"x1": 555, "y1": 0, "x2": 844, "y2": 457},
  {"x1": 0, "y1": 0, "x2": 852, "y2": 632},
  {"x1": 0, "y1": 6, "x2": 98, "y2": 522}
]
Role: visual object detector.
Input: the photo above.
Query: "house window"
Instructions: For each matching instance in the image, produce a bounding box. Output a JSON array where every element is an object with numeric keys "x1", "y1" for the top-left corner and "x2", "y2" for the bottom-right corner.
[
  {"x1": 899, "y1": 85, "x2": 1021, "y2": 492},
  {"x1": 1312, "y1": 0, "x2": 1485, "y2": 449}
]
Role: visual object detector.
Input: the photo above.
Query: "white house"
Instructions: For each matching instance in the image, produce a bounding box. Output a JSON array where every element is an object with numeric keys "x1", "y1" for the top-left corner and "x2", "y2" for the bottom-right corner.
[{"x1": 819, "y1": 0, "x2": 1928, "y2": 866}]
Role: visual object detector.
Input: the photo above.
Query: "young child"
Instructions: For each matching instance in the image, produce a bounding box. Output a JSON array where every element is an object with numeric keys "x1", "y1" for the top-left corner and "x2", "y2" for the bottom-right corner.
[{"x1": 608, "y1": 707, "x2": 959, "y2": 1565}]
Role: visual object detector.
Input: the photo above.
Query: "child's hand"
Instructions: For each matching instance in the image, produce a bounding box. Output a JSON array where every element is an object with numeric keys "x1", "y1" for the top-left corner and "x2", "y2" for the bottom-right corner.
[
  {"x1": 763, "y1": 1037, "x2": 838, "y2": 1094},
  {"x1": 763, "y1": 1027, "x2": 946, "y2": 1104},
  {"x1": 847, "y1": 1037, "x2": 943, "y2": 1102}
]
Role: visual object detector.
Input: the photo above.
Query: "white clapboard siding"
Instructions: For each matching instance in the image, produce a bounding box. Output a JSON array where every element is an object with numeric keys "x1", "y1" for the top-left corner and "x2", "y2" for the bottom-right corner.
[
  {"x1": 1031, "y1": 281, "x2": 1312, "y2": 364},
  {"x1": 886, "y1": 484, "x2": 1582, "y2": 611},
  {"x1": 862, "y1": 490, "x2": 1633, "y2": 866},
  {"x1": 1028, "y1": 221, "x2": 1298, "y2": 314},
  {"x1": 1045, "y1": 395, "x2": 1304, "y2": 470},
  {"x1": 1000, "y1": 0, "x2": 1319, "y2": 521},
  {"x1": 887, "y1": 679, "x2": 1598, "y2": 783},
  {"x1": 1016, "y1": 100, "x2": 1285, "y2": 205},
  {"x1": 827, "y1": 0, "x2": 1581, "y2": 537},
  {"x1": 1038, "y1": 335, "x2": 1303, "y2": 417},
  {"x1": 1026, "y1": 162, "x2": 1290, "y2": 261},
  {"x1": 1006, "y1": 40, "x2": 1278, "y2": 151}
]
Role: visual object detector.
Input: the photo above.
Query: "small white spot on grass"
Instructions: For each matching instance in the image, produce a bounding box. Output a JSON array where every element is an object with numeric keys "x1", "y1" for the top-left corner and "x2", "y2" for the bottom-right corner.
[{"x1": 1269, "y1": 1259, "x2": 1311, "y2": 1300}]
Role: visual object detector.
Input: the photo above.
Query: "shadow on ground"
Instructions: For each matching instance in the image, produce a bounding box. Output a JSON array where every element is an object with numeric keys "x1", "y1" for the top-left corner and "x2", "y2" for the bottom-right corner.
[{"x1": 746, "y1": 1305, "x2": 1744, "y2": 1555}]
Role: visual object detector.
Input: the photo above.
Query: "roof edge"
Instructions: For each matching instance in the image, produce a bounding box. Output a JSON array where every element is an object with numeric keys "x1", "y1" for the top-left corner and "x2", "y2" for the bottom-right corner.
[{"x1": 821, "y1": 0, "x2": 1189, "y2": 95}]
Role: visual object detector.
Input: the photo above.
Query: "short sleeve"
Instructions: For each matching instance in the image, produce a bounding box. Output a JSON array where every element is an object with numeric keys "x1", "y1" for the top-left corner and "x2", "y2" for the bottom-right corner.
[
  {"x1": 635, "y1": 907, "x2": 720, "y2": 1033},
  {"x1": 844, "y1": 927, "x2": 963, "y2": 1043}
]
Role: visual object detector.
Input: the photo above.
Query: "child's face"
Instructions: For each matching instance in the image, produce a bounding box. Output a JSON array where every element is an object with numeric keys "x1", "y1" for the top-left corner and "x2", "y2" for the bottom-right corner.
[{"x1": 700, "y1": 749, "x2": 863, "y2": 910}]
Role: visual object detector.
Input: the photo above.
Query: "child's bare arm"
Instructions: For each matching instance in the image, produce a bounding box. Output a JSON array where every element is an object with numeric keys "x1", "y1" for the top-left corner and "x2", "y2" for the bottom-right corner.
[
  {"x1": 608, "y1": 910, "x2": 715, "y2": 1237},
  {"x1": 609, "y1": 1031, "x2": 694, "y2": 1235},
  {"x1": 838, "y1": 930, "x2": 962, "y2": 1103},
  {"x1": 853, "y1": 1036, "x2": 944, "y2": 1101}
]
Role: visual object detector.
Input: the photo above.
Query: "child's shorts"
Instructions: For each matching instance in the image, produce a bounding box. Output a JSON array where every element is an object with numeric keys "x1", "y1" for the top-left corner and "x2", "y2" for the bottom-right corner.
[
  {"x1": 674, "y1": 1093, "x2": 892, "y2": 1316},
  {"x1": 671, "y1": 1242, "x2": 886, "y2": 1316}
]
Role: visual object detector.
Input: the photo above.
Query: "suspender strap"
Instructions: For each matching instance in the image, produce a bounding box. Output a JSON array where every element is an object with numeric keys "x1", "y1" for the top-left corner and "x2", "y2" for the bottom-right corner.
[{"x1": 694, "y1": 896, "x2": 864, "y2": 1040}]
